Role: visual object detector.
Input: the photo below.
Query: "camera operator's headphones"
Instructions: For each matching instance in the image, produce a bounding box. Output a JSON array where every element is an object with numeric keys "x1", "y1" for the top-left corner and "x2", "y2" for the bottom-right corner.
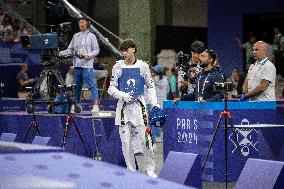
[{"x1": 79, "y1": 17, "x2": 91, "y2": 28}]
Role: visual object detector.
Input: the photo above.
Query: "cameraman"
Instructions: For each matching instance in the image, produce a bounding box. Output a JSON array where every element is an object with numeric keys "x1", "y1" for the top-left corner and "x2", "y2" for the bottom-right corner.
[
  {"x1": 179, "y1": 49, "x2": 224, "y2": 102},
  {"x1": 58, "y1": 17, "x2": 100, "y2": 113},
  {"x1": 178, "y1": 41, "x2": 205, "y2": 96}
]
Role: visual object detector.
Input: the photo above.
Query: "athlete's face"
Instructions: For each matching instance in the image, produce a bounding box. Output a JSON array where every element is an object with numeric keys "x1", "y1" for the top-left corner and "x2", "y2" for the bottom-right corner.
[{"x1": 122, "y1": 47, "x2": 136, "y2": 61}]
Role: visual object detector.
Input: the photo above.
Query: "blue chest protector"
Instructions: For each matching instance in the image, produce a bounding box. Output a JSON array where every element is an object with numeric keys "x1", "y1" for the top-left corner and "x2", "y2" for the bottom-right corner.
[{"x1": 118, "y1": 68, "x2": 145, "y2": 99}]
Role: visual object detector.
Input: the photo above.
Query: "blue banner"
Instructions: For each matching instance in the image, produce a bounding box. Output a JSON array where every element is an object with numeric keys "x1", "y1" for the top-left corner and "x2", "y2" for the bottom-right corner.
[{"x1": 163, "y1": 101, "x2": 284, "y2": 182}]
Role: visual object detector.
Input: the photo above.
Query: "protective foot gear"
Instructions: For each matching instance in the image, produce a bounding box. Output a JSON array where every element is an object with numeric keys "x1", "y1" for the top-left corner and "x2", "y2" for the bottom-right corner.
[{"x1": 149, "y1": 106, "x2": 167, "y2": 127}]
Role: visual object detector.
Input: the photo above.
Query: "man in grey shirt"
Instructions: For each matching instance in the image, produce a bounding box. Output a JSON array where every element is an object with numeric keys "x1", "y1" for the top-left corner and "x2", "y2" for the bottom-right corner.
[
  {"x1": 241, "y1": 41, "x2": 276, "y2": 101},
  {"x1": 59, "y1": 17, "x2": 100, "y2": 112}
]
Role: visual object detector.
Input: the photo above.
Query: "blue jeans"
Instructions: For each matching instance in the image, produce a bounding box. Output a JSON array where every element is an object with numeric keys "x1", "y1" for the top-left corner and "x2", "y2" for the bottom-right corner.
[
  {"x1": 146, "y1": 104, "x2": 161, "y2": 143},
  {"x1": 74, "y1": 67, "x2": 99, "y2": 103}
]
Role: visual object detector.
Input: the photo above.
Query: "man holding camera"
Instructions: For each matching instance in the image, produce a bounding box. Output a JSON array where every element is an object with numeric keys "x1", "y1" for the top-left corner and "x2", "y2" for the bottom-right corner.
[
  {"x1": 179, "y1": 49, "x2": 224, "y2": 102},
  {"x1": 59, "y1": 17, "x2": 100, "y2": 113},
  {"x1": 241, "y1": 41, "x2": 276, "y2": 101},
  {"x1": 178, "y1": 41, "x2": 205, "y2": 96}
]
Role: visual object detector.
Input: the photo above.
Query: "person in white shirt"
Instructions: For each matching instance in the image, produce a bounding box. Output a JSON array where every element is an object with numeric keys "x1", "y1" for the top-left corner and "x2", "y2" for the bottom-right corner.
[
  {"x1": 241, "y1": 41, "x2": 276, "y2": 101},
  {"x1": 108, "y1": 39, "x2": 159, "y2": 178},
  {"x1": 152, "y1": 64, "x2": 170, "y2": 109}
]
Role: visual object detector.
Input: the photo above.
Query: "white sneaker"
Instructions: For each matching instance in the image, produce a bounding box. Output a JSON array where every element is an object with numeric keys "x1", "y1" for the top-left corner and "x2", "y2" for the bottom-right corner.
[
  {"x1": 91, "y1": 104, "x2": 99, "y2": 113},
  {"x1": 145, "y1": 170, "x2": 158, "y2": 178}
]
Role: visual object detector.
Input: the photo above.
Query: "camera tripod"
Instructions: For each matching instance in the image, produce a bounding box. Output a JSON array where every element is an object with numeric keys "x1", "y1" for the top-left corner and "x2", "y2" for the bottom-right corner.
[
  {"x1": 61, "y1": 90, "x2": 89, "y2": 156},
  {"x1": 34, "y1": 62, "x2": 65, "y2": 100},
  {"x1": 202, "y1": 92, "x2": 244, "y2": 189},
  {"x1": 23, "y1": 93, "x2": 41, "y2": 142}
]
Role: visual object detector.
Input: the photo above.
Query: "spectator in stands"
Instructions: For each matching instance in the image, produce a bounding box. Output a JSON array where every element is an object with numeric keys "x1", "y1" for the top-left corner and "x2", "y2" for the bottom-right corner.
[
  {"x1": 228, "y1": 69, "x2": 239, "y2": 98},
  {"x1": 16, "y1": 64, "x2": 37, "y2": 99},
  {"x1": 0, "y1": 9, "x2": 5, "y2": 25},
  {"x1": 168, "y1": 67, "x2": 178, "y2": 100},
  {"x1": 162, "y1": 66, "x2": 169, "y2": 78},
  {"x1": 241, "y1": 41, "x2": 276, "y2": 101},
  {"x1": 17, "y1": 22, "x2": 28, "y2": 36},
  {"x1": 235, "y1": 34, "x2": 256, "y2": 70},
  {"x1": 58, "y1": 17, "x2": 100, "y2": 113},
  {"x1": 1, "y1": 15, "x2": 13, "y2": 41},
  {"x1": 152, "y1": 64, "x2": 169, "y2": 109},
  {"x1": 272, "y1": 27, "x2": 284, "y2": 81},
  {"x1": 13, "y1": 20, "x2": 28, "y2": 38}
]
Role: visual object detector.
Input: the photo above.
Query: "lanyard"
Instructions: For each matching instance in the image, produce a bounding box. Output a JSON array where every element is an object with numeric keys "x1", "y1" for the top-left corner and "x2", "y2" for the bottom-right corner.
[
  {"x1": 250, "y1": 57, "x2": 269, "y2": 71},
  {"x1": 81, "y1": 32, "x2": 89, "y2": 46},
  {"x1": 197, "y1": 72, "x2": 211, "y2": 97},
  {"x1": 76, "y1": 31, "x2": 89, "y2": 47}
]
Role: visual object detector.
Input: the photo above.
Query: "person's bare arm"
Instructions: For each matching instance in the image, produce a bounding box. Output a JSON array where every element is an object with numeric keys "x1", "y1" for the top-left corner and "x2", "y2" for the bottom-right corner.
[
  {"x1": 235, "y1": 38, "x2": 245, "y2": 49},
  {"x1": 242, "y1": 78, "x2": 248, "y2": 93},
  {"x1": 246, "y1": 79, "x2": 270, "y2": 98},
  {"x1": 19, "y1": 79, "x2": 34, "y2": 86}
]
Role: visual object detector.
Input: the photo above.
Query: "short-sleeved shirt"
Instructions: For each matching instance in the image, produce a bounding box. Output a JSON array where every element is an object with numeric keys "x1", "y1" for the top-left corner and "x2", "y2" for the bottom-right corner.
[
  {"x1": 247, "y1": 57, "x2": 276, "y2": 101},
  {"x1": 16, "y1": 72, "x2": 29, "y2": 92}
]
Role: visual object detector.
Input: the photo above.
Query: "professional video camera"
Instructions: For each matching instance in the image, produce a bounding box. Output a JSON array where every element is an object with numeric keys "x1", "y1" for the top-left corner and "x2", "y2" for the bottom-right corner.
[
  {"x1": 57, "y1": 22, "x2": 72, "y2": 48},
  {"x1": 176, "y1": 51, "x2": 198, "y2": 81},
  {"x1": 20, "y1": 22, "x2": 72, "y2": 62},
  {"x1": 177, "y1": 51, "x2": 191, "y2": 72},
  {"x1": 215, "y1": 82, "x2": 234, "y2": 92},
  {"x1": 20, "y1": 22, "x2": 72, "y2": 105}
]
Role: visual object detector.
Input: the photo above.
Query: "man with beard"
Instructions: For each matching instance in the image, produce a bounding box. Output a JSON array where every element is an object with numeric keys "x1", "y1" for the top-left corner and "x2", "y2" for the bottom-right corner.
[{"x1": 179, "y1": 49, "x2": 224, "y2": 102}]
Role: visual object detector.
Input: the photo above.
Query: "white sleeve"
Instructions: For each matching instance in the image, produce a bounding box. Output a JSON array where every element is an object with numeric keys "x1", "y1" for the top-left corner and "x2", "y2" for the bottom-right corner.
[
  {"x1": 60, "y1": 34, "x2": 76, "y2": 56},
  {"x1": 107, "y1": 62, "x2": 127, "y2": 101},
  {"x1": 143, "y1": 63, "x2": 159, "y2": 107},
  {"x1": 261, "y1": 63, "x2": 276, "y2": 83}
]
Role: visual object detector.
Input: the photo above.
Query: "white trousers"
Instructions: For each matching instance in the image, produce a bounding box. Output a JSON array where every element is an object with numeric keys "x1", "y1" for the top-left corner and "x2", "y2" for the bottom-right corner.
[{"x1": 119, "y1": 122, "x2": 155, "y2": 172}]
